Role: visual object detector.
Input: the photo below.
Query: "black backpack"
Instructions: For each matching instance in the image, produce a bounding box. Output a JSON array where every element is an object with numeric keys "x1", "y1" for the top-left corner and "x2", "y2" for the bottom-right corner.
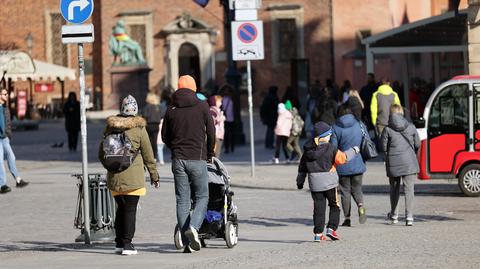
[{"x1": 101, "y1": 130, "x2": 139, "y2": 173}]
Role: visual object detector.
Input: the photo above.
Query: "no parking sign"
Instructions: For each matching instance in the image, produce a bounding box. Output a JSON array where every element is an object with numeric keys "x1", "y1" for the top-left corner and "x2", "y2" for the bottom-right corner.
[{"x1": 231, "y1": 21, "x2": 264, "y2": 61}]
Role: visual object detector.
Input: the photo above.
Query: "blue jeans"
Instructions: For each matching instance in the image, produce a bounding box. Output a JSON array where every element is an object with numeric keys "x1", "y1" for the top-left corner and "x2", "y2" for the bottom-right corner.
[
  {"x1": 171, "y1": 159, "x2": 209, "y2": 234},
  {"x1": 156, "y1": 144, "x2": 164, "y2": 163},
  {"x1": 0, "y1": 137, "x2": 19, "y2": 187}
]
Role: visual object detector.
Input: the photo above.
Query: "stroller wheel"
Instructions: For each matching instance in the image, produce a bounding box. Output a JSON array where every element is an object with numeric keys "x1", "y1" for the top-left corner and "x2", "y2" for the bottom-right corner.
[
  {"x1": 225, "y1": 221, "x2": 238, "y2": 248},
  {"x1": 200, "y1": 238, "x2": 207, "y2": 248},
  {"x1": 174, "y1": 225, "x2": 183, "y2": 250}
]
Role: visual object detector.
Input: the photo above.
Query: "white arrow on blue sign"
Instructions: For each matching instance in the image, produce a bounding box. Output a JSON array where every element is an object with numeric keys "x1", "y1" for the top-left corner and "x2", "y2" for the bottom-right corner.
[{"x1": 60, "y1": 0, "x2": 94, "y2": 24}]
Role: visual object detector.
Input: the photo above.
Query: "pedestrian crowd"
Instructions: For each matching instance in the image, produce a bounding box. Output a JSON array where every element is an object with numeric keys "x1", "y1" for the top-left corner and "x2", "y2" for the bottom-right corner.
[
  {"x1": 1, "y1": 72, "x2": 422, "y2": 255},
  {"x1": 260, "y1": 73, "x2": 420, "y2": 242}
]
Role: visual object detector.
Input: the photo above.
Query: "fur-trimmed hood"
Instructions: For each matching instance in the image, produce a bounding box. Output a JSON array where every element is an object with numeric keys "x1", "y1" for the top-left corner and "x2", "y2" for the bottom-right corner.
[{"x1": 106, "y1": 115, "x2": 146, "y2": 130}]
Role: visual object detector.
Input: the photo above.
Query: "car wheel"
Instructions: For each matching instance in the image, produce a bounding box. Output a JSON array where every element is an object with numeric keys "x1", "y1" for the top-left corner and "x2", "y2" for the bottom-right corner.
[{"x1": 459, "y1": 163, "x2": 480, "y2": 197}]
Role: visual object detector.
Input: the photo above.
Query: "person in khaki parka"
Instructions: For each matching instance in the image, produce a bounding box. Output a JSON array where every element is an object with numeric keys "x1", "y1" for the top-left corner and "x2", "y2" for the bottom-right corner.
[{"x1": 99, "y1": 95, "x2": 159, "y2": 255}]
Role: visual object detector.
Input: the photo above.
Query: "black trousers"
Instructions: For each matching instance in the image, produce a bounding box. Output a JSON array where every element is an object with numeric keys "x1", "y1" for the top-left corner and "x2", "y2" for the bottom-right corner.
[
  {"x1": 274, "y1": 135, "x2": 289, "y2": 159},
  {"x1": 67, "y1": 130, "x2": 79, "y2": 151},
  {"x1": 311, "y1": 188, "x2": 340, "y2": 234},
  {"x1": 265, "y1": 126, "x2": 275, "y2": 149},
  {"x1": 146, "y1": 123, "x2": 159, "y2": 160},
  {"x1": 224, "y1": 122, "x2": 235, "y2": 153},
  {"x1": 114, "y1": 195, "x2": 140, "y2": 246}
]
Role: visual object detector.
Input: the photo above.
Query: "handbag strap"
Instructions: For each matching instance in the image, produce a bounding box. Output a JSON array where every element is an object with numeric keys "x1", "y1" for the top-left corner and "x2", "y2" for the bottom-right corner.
[
  {"x1": 399, "y1": 131, "x2": 415, "y2": 151},
  {"x1": 358, "y1": 120, "x2": 368, "y2": 138}
]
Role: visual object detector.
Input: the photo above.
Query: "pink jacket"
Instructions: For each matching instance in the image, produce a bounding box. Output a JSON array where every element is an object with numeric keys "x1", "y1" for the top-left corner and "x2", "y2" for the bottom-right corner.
[
  {"x1": 275, "y1": 110, "x2": 293, "y2": 136},
  {"x1": 209, "y1": 106, "x2": 225, "y2": 140}
]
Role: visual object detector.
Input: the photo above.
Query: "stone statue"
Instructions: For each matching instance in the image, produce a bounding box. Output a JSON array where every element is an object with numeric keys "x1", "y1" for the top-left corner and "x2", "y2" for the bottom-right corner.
[{"x1": 109, "y1": 20, "x2": 146, "y2": 65}]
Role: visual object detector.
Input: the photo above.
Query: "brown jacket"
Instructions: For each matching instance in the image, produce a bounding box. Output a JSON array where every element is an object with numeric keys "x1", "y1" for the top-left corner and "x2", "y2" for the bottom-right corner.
[{"x1": 98, "y1": 115, "x2": 159, "y2": 192}]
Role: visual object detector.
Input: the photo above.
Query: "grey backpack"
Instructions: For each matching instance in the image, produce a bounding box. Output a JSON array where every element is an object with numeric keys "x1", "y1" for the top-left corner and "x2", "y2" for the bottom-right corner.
[{"x1": 101, "y1": 130, "x2": 139, "y2": 173}]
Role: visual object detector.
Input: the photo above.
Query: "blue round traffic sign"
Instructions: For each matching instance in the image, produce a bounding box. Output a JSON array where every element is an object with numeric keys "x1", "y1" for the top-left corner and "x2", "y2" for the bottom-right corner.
[
  {"x1": 60, "y1": 0, "x2": 94, "y2": 24},
  {"x1": 237, "y1": 23, "x2": 258, "y2": 44}
]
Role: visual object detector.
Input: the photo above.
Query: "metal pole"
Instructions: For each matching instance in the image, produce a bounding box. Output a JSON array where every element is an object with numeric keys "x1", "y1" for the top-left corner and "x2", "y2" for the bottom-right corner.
[
  {"x1": 247, "y1": 60, "x2": 255, "y2": 177},
  {"x1": 78, "y1": 43, "x2": 90, "y2": 244}
]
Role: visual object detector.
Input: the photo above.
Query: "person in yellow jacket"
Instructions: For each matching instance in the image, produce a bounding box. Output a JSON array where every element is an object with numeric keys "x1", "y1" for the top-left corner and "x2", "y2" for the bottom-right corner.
[
  {"x1": 99, "y1": 95, "x2": 159, "y2": 256},
  {"x1": 370, "y1": 84, "x2": 401, "y2": 137}
]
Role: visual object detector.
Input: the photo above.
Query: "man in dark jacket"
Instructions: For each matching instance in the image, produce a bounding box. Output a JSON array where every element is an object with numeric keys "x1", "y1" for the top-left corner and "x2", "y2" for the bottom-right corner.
[
  {"x1": 162, "y1": 75, "x2": 215, "y2": 252},
  {"x1": 260, "y1": 86, "x2": 278, "y2": 149},
  {"x1": 0, "y1": 88, "x2": 29, "y2": 194},
  {"x1": 360, "y1": 73, "x2": 379, "y2": 129}
]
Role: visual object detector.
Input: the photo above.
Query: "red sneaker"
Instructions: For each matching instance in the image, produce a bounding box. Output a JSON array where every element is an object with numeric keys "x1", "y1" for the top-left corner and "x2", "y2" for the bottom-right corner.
[
  {"x1": 313, "y1": 233, "x2": 327, "y2": 242},
  {"x1": 326, "y1": 228, "x2": 340, "y2": 240}
]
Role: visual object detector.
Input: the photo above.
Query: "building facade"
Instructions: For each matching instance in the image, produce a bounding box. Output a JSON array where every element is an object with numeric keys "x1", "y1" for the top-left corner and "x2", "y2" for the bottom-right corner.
[{"x1": 0, "y1": 0, "x2": 468, "y2": 112}]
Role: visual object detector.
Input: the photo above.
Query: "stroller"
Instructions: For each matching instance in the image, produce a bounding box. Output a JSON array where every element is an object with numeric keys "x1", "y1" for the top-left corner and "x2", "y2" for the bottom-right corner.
[{"x1": 174, "y1": 157, "x2": 239, "y2": 249}]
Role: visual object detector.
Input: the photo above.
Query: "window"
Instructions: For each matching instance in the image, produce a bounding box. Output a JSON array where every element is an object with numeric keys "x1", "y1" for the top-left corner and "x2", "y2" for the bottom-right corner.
[
  {"x1": 278, "y1": 19, "x2": 297, "y2": 62},
  {"x1": 428, "y1": 84, "x2": 469, "y2": 132},
  {"x1": 50, "y1": 13, "x2": 68, "y2": 67},
  {"x1": 268, "y1": 5, "x2": 304, "y2": 65},
  {"x1": 474, "y1": 84, "x2": 480, "y2": 126},
  {"x1": 118, "y1": 11, "x2": 153, "y2": 67}
]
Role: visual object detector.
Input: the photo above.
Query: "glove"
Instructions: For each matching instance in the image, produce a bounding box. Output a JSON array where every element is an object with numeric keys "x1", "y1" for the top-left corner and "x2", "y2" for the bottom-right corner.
[
  {"x1": 151, "y1": 178, "x2": 160, "y2": 189},
  {"x1": 297, "y1": 184, "x2": 303, "y2": 190},
  {"x1": 353, "y1": 146, "x2": 360, "y2": 154}
]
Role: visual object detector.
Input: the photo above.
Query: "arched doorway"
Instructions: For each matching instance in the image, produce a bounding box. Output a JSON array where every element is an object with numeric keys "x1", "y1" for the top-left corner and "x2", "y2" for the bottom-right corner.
[{"x1": 178, "y1": 43, "x2": 201, "y2": 86}]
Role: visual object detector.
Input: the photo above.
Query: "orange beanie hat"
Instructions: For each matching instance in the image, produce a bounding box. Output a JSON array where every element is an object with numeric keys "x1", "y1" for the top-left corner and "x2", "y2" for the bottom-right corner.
[{"x1": 178, "y1": 75, "x2": 197, "y2": 91}]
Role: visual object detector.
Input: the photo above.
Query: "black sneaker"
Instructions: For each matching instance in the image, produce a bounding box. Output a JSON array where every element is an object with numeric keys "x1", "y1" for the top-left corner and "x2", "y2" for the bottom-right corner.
[
  {"x1": 16, "y1": 180, "x2": 29, "y2": 188},
  {"x1": 341, "y1": 219, "x2": 351, "y2": 227},
  {"x1": 0, "y1": 185, "x2": 11, "y2": 194},
  {"x1": 121, "y1": 243, "x2": 138, "y2": 255}
]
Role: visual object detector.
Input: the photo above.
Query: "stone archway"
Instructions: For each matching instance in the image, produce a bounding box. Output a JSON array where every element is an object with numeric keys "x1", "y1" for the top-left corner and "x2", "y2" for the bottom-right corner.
[
  {"x1": 178, "y1": 43, "x2": 201, "y2": 86},
  {"x1": 161, "y1": 13, "x2": 217, "y2": 91}
]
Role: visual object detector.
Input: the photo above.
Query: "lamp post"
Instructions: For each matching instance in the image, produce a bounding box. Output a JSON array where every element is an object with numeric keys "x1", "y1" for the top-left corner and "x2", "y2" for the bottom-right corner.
[
  {"x1": 221, "y1": 0, "x2": 245, "y2": 144},
  {"x1": 25, "y1": 33, "x2": 33, "y2": 56}
]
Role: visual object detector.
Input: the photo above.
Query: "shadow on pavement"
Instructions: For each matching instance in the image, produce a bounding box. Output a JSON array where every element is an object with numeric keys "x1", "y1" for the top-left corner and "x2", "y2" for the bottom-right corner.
[
  {"x1": 253, "y1": 217, "x2": 312, "y2": 226},
  {"x1": 363, "y1": 184, "x2": 464, "y2": 197},
  {"x1": 239, "y1": 238, "x2": 305, "y2": 245},
  {"x1": 240, "y1": 217, "x2": 312, "y2": 227},
  {"x1": 367, "y1": 214, "x2": 463, "y2": 223},
  {"x1": 0, "y1": 241, "x2": 179, "y2": 254}
]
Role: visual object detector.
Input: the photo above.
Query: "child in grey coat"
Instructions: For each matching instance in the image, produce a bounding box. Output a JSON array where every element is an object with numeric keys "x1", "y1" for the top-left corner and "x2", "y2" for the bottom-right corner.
[{"x1": 380, "y1": 104, "x2": 420, "y2": 226}]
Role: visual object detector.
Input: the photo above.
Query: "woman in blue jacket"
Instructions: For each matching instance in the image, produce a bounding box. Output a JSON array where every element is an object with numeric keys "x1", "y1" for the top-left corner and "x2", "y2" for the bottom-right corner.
[{"x1": 331, "y1": 105, "x2": 369, "y2": 226}]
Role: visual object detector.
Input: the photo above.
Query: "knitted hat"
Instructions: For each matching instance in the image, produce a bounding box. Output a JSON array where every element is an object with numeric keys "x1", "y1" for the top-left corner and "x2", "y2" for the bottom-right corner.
[
  {"x1": 284, "y1": 100, "x2": 293, "y2": 110},
  {"x1": 178, "y1": 75, "x2": 197, "y2": 91},
  {"x1": 120, "y1": 95, "x2": 138, "y2": 116},
  {"x1": 314, "y1": 121, "x2": 332, "y2": 138}
]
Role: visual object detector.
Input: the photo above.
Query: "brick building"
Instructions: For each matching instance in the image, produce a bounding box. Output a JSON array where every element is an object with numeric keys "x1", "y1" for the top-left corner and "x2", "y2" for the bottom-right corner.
[{"x1": 0, "y1": 0, "x2": 468, "y2": 112}]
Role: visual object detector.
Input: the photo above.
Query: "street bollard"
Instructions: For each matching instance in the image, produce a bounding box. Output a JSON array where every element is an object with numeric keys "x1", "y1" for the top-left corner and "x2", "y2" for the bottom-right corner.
[{"x1": 73, "y1": 173, "x2": 116, "y2": 242}]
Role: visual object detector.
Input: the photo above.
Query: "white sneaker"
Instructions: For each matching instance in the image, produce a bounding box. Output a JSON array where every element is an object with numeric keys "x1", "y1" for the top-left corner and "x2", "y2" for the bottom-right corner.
[
  {"x1": 387, "y1": 213, "x2": 398, "y2": 224},
  {"x1": 114, "y1": 247, "x2": 123, "y2": 254},
  {"x1": 274, "y1": 158, "x2": 279, "y2": 164}
]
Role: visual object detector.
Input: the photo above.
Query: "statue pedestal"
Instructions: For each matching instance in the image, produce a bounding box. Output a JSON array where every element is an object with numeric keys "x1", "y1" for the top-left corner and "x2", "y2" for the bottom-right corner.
[{"x1": 107, "y1": 65, "x2": 151, "y2": 110}]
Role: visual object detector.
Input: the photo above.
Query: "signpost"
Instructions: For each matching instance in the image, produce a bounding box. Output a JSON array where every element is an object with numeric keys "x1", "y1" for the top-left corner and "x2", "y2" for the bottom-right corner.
[
  {"x1": 231, "y1": 1, "x2": 264, "y2": 177},
  {"x1": 60, "y1": 0, "x2": 94, "y2": 244}
]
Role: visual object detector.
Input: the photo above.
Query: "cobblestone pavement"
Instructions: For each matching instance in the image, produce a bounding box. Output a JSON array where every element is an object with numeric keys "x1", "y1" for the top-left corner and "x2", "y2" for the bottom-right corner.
[{"x1": 0, "y1": 119, "x2": 479, "y2": 268}]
